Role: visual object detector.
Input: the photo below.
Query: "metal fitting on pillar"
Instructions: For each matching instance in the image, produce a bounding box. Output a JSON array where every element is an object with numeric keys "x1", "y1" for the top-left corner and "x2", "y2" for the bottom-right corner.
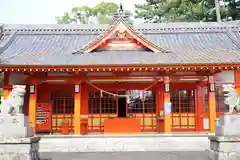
[{"x1": 164, "y1": 76, "x2": 170, "y2": 92}]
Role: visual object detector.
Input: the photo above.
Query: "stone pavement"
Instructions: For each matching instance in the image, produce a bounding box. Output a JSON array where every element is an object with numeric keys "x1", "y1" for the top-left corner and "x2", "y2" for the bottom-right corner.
[
  {"x1": 39, "y1": 136, "x2": 209, "y2": 152},
  {"x1": 40, "y1": 151, "x2": 209, "y2": 160}
]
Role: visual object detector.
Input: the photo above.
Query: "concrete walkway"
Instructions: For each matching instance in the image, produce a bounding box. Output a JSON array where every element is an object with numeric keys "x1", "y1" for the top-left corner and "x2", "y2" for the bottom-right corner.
[
  {"x1": 40, "y1": 151, "x2": 209, "y2": 160},
  {"x1": 39, "y1": 135, "x2": 210, "y2": 152}
]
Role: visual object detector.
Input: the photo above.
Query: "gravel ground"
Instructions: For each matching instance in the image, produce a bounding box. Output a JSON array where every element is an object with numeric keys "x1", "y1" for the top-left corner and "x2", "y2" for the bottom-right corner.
[{"x1": 40, "y1": 151, "x2": 209, "y2": 160}]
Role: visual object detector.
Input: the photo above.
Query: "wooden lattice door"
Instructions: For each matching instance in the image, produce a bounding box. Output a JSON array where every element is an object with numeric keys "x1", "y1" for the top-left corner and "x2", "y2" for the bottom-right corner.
[
  {"x1": 88, "y1": 91, "x2": 117, "y2": 132},
  {"x1": 126, "y1": 90, "x2": 157, "y2": 132},
  {"x1": 170, "y1": 86, "x2": 197, "y2": 131},
  {"x1": 51, "y1": 91, "x2": 74, "y2": 133}
]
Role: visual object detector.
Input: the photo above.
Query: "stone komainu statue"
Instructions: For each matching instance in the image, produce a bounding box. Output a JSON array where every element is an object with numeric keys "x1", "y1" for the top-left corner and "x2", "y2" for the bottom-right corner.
[
  {"x1": 0, "y1": 85, "x2": 26, "y2": 115},
  {"x1": 223, "y1": 84, "x2": 240, "y2": 113}
]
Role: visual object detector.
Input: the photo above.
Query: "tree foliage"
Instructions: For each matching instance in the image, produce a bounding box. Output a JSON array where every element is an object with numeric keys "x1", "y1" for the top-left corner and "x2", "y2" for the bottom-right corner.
[
  {"x1": 56, "y1": 2, "x2": 119, "y2": 24},
  {"x1": 135, "y1": 0, "x2": 239, "y2": 22},
  {"x1": 225, "y1": 0, "x2": 240, "y2": 20}
]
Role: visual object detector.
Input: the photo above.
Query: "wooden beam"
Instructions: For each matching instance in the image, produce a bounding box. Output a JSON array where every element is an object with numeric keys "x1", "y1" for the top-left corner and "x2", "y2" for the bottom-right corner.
[
  {"x1": 112, "y1": 71, "x2": 132, "y2": 76},
  {"x1": 170, "y1": 76, "x2": 207, "y2": 82},
  {"x1": 24, "y1": 72, "x2": 47, "y2": 77},
  {"x1": 90, "y1": 76, "x2": 162, "y2": 82},
  {"x1": 23, "y1": 72, "x2": 214, "y2": 85},
  {"x1": 157, "y1": 70, "x2": 221, "y2": 76},
  {"x1": 26, "y1": 75, "x2": 164, "y2": 84},
  {"x1": 68, "y1": 71, "x2": 86, "y2": 76}
]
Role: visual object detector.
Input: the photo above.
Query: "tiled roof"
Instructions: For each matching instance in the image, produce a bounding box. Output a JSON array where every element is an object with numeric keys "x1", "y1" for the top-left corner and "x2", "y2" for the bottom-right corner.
[{"x1": 0, "y1": 21, "x2": 240, "y2": 66}]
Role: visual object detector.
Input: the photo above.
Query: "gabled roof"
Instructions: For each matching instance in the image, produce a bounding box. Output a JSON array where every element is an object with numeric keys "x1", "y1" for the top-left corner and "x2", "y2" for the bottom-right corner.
[
  {"x1": 74, "y1": 18, "x2": 167, "y2": 54},
  {"x1": 0, "y1": 21, "x2": 239, "y2": 66}
]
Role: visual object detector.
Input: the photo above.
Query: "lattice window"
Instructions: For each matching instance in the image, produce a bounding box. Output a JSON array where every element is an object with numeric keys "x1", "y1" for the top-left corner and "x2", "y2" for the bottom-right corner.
[
  {"x1": 88, "y1": 91, "x2": 100, "y2": 114},
  {"x1": 171, "y1": 89, "x2": 195, "y2": 113},
  {"x1": 51, "y1": 92, "x2": 74, "y2": 114},
  {"x1": 203, "y1": 86, "x2": 209, "y2": 112},
  {"x1": 215, "y1": 86, "x2": 227, "y2": 113},
  {"x1": 127, "y1": 90, "x2": 156, "y2": 113},
  {"x1": 101, "y1": 92, "x2": 116, "y2": 114},
  {"x1": 88, "y1": 91, "x2": 116, "y2": 114}
]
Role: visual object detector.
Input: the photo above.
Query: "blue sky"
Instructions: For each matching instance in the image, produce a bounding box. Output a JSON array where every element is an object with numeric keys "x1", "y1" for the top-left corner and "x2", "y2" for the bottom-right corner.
[{"x1": 0, "y1": 0, "x2": 145, "y2": 24}]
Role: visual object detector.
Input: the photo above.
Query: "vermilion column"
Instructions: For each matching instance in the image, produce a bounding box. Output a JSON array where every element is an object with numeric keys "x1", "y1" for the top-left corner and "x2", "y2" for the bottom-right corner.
[
  {"x1": 235, "y1": 70, "x2": 240, "y2": 96},
  {"x1": 3, "y1": 72, "x2": 10, "y2": 100},
  {"x1": 163, "y1": 76, "x2": 172, "y2": 134},
  {"x1": 208, "y1": 76, "x2": 216, "y2": 133},
  {"x1": 74, "y1": 83, "x2": 81, "y2": 134},
  {"x1": 29, "y1": 84, "x2": 37, "y2": 135},
  {"x1": 3, "y1": 85, "x2": 11, "y2": 100},
  {"x1": 196, "y1": 85, "x2": 206, "y2": 132}
]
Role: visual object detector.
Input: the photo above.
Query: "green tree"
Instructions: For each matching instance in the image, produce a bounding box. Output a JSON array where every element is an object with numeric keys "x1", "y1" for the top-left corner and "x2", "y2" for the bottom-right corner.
[
  {"x1": 56, "y1": 2, "x2": 119, "y2": 24},
  {"x1": 135, "y1": 0, "x2": 238, "y2": 22},
  {"x1": 224, "y1": 0, "x2": 240, "y2": 20}
]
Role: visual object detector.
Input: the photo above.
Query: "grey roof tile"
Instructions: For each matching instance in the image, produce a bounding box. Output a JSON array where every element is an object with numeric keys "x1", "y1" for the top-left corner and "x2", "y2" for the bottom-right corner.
[
  {"x1": 135, "y1": 21, "x2": 240, "y2": 30},
  {"x1": 145, "y1": 32, "x2": 240, "y2": 64},
  {"x1": 0, "y1": 21, "x2": 240, "y2": 66}
]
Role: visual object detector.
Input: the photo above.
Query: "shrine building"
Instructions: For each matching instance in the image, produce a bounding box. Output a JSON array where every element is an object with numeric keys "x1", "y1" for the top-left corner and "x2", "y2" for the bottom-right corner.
[{"x1": 0, "y1": 9, "x2": 240, "y2": 135}]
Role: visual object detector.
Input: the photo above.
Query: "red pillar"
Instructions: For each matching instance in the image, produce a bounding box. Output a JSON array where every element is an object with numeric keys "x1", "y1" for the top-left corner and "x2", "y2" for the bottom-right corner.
[
  {"x1": 163, "y1": 76, "x2": 172, "y2": 134},
  {"x1": 208, "y1": 76, "x2": 216, "y2": 134},
  {"x1": 235, "y1": 70, "x2": 240, "y2": 95},
  {"x1": 74, "y1": 82, "x2": 81, "y2": 134},
  {"x1": 29, "y1": 83, "x2": 37, "y2": 135},
  {"x1": 3, "y1": 72, "x2": 10, "y2": 100}
]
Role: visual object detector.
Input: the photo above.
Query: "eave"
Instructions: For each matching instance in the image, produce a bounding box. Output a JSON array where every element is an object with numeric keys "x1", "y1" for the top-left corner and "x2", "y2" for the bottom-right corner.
[{"x1": 0, "y1": 63, "x2": 240, "y2": 72}]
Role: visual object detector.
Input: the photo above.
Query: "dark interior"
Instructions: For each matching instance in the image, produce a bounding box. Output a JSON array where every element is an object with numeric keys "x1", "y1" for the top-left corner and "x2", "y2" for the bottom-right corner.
[{"x1": 118, "y1": 97, "x2": 126, "y2": 117}]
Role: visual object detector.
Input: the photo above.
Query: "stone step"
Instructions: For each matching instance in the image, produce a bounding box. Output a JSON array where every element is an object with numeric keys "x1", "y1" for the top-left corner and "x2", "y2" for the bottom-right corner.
[{"x1": 39, "y1": 136, "x2": 210, "y2": 152}]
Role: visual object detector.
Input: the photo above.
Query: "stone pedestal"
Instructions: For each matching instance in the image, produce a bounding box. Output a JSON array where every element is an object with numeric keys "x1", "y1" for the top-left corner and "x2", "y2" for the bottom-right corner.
[
  {"x1": 0, "y1": 136, "x2": 41, "y2": 160},
  {"x1": 0, "y1": 114, "x2": 33, "y2": 137},
  {"x1": 0, "y1": 114, "x2": 40, "y2": 160},
  {"x1": 215, "y1": 114, "x2": 240, "y2": 136},
  {"x1": 209, "y1": 114, "x2": 240, "y2": 160}
]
